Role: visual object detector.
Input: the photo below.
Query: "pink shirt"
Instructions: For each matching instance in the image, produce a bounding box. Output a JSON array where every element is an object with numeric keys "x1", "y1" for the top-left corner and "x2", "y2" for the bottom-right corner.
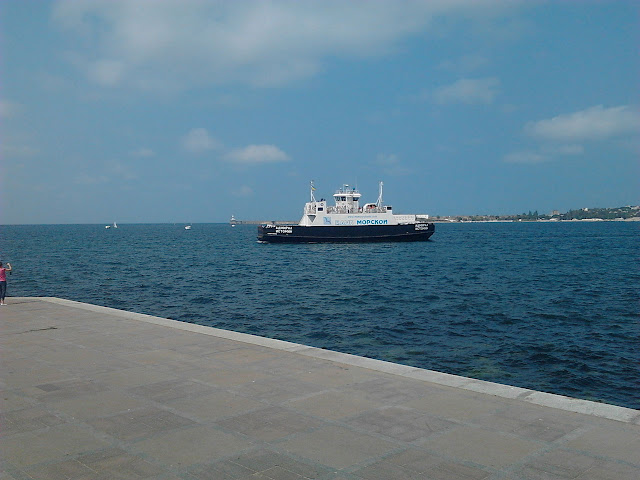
[{"x1": 0, "y1": 268, "x2": 6, "y2": 282}]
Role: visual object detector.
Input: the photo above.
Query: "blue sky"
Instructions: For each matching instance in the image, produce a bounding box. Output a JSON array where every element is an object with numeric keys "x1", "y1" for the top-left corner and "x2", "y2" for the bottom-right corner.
[{"x1": 1, "y1": 0, "x2": 638, "y2": 224}]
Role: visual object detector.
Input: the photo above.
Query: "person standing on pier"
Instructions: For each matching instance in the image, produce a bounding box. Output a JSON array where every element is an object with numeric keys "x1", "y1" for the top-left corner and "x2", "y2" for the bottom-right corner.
[{"x1": 0, "y1": 261, "x2": 12, "y2": 305}]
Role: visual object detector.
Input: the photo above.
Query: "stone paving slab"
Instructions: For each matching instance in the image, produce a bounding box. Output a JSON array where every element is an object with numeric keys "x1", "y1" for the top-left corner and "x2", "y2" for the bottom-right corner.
[{"x1": 1, "y1": 297, "x2": 639, "y2": 479}]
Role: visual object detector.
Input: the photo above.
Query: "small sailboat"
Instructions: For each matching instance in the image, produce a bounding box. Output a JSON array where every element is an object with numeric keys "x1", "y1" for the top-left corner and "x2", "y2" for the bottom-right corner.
[{"x1": 105, "y1": 222, "x2": 118, "y2": 229}]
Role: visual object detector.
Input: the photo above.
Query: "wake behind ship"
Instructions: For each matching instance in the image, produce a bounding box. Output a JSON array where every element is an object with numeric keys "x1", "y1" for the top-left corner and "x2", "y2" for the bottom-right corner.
[{"x1": 257, "y1": 182, "x2": 434, "y2": 243}]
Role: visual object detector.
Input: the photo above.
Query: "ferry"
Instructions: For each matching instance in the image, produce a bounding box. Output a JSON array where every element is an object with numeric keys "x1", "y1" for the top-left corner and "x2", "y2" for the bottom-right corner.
[{"x1": 257, "y1": 182, "x2": 434, "y2": 243}]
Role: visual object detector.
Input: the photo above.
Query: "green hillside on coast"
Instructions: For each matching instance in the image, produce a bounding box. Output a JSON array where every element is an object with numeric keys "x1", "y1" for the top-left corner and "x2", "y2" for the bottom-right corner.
[{"x1": 434, "y1": 205, "x2": 640, "y2": 223}]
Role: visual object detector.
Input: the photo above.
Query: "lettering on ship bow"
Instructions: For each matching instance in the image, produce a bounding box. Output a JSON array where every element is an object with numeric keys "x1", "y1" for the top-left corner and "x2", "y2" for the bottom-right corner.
[{"x1": 356, "y1": 219, "x2": 388, "y2": 225}]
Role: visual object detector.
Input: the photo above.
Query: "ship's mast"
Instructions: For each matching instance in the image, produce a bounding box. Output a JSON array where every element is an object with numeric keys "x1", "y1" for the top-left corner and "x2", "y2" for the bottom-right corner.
[
  {"x1": 310, "y1": 180, "x2": 317, "y2": 202},
  {"x1": 376, "y1": 181, "x2": 384, "y2": 208}
]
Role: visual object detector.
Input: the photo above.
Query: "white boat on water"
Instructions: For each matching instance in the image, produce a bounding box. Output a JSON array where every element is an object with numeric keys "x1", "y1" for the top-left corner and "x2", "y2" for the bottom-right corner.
[
  {"x1": 185, "y1": 224, "x2": 192, "y2": 230},
  {"x1": 257, "y1": 181, "x2": 434, "y2": 243},
  {"x1": 105, "y1": 222, "x2": 118, "y2": 229}
]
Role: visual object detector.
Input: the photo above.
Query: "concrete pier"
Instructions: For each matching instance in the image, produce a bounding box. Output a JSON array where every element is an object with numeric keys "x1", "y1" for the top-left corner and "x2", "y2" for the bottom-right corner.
[{"x1": 2, "y1": 297, "x2": 639, "y2": 479}]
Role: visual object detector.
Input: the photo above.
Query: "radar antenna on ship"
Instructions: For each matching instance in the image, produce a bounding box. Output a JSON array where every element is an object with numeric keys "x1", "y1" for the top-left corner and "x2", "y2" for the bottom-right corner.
[{"x1": 376, "y1": 181, "x2": 384, "y2": 208}]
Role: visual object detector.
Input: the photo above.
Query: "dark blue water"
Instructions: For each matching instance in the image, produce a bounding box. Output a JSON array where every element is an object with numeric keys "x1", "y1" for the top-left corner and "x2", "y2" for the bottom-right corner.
[{"x1": 2, "y1": 222, "x2": 638, "y2": 409}]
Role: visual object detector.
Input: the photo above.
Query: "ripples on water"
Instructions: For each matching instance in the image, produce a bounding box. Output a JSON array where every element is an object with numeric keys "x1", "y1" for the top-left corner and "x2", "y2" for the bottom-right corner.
[{"x1": 3, "y1": 221, "x2": 639, "y2": 409}]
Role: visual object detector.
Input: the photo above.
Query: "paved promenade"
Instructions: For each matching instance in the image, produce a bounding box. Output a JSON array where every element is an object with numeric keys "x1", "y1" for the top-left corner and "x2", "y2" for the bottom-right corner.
[{"x1": 2, "y1": 297, "x2": 639, "y2": 479}]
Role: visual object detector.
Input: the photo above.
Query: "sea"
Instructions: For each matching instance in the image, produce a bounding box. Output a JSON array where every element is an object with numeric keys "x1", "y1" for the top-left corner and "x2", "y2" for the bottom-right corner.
[{"x1": 2, "y1": 221, "x2": 639, "y2": 409}]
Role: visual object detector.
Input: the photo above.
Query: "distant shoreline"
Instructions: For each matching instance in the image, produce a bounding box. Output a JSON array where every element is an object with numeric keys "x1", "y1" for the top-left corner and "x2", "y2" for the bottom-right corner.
[{"x1": 429, "y1": 217, "x2": 640, "y2": 223}]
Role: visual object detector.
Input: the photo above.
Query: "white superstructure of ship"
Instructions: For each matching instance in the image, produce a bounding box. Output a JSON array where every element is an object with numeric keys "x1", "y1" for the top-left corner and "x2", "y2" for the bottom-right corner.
[{"x1": 298, "y1": 181, "x2": 429, "y2": 227}]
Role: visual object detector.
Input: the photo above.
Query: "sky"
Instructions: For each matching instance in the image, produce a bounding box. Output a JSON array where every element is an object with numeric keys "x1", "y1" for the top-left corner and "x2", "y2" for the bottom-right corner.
[{"x1": 1, "y1": 0, "x2": 638, "y2": 224}]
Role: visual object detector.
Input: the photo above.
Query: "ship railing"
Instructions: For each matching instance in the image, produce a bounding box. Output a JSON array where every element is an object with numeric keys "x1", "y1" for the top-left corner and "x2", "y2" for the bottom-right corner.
[
  {"x1": 365, "y1": 207, "x2": 388, "y2": 213},
  {"x1": 361, "y1": 206, "x2": 388, "y2": 213},
  {"x1": 326, "y1": 206, "x2": 356, "y2": 214},
  {"x1": 324, "y1": 206, "x2": 389, "y2": 214}
]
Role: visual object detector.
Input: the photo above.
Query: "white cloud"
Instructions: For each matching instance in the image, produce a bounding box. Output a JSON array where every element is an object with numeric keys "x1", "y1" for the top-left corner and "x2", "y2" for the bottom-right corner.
[
  {"x1": 506, "y1": 106, "x2": 640, "y2": 165},
  {"x1": 182, "y1": 128, "x2": 222, "y2": 154},
  {"x1": 51, "y1": 0, "x2": 518, "y2": 90},
  {"x1": 225, "y1": 145, "x2": 290, "y2": 164},
  {"x1": 433, "y1": 77, "x2": 500, "y2": 105},
  {"x1": 525, "y1": 105, "x2": 640, "y2": 141}
]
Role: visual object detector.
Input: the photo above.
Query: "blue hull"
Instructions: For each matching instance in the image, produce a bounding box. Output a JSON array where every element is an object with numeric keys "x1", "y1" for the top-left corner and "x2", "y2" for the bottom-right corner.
[{"x1": 257, "y1": 223, "x2": 434, "y2": 243}]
